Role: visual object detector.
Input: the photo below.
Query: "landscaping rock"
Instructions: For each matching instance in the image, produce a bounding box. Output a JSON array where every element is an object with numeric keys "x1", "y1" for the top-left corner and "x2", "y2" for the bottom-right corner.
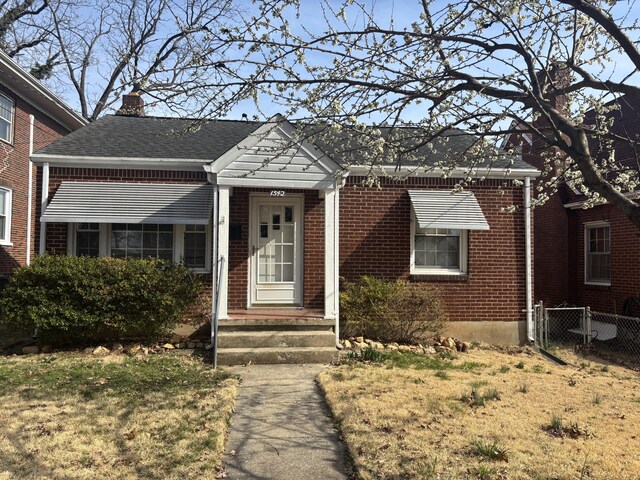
[
  {"x1": 442, "y1": 337, "x2": 456, "y2": 349},
  {"x1": 92, "y1": 346, "x2": 110, "y2": 356},
  {"x1": 342, "y1": 339, "x2": 352, "y2": 349},
  {"x1": 111, "y1": 343, "x2": 124, "y2": 353},
  {"x1": 188, "y1": 342, "x2": 196, "y2": 349},
  {"x1": 370, "y1": 341, "x2": 384, "y2": 350},
  {"x1": 162, "y1": 343, "x2": 175, "y2": 349},
  {"x1": 385, "y1": 344, "x2": 398, "y2": 351},
  {"x1": 423, "y1": 346, "x2": 437, "y2": 355},
  {"x1": 355, "y1": 336, "x2": 364, "y2": 343},
  {"x1": 195, "y1": 342, "x2": 205, "y2": 348},
  {"x1": 141, "y1": 347, "x2": 149, "y2": 355},
  {"x1": 125, "y1": 344, "x2": 142, "y2": 354},
  {"x1": 398, "y1": 345, "x2": 412, "y2": 352},
  {"x1": 22, "y1": 345, "x2": 39, "y2": 354},
  {"x1": 84, "y1": 347, "x2": 94, "y2": 354},
  {"x1": 40, "y1": 345, "x2": 54, "y2": 354},
  {"x1": 354, "y1": 341, "x2": 368, "y2": 349},
  {"x1": 461, "y1": 342, "x2": 470, "y2": 353}
]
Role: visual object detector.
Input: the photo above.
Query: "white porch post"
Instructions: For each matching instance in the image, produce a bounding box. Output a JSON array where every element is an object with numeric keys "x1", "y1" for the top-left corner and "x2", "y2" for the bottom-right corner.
[
  {"x1": 217, "y1": 185, "x2": 230, "y2": 320},
  {"x1": 324, "y1": 186, "x2": 340, "y2": 343}
]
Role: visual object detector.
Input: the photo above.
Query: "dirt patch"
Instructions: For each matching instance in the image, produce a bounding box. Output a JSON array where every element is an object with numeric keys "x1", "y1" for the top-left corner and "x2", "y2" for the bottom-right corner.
[{"x1": 318, "y1": 348, "x2": 640, "y2": 480}]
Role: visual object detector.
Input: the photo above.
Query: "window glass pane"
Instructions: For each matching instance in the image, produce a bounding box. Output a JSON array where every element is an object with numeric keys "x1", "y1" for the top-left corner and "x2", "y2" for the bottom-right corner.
[
  {"x1": 184, "y1": 224, "x2": 206, "y2": 269},
  {"x1": 0, "y1": 191, "x2": 5, "y2": 213},
  {"x1": 586, "y1": 226, "x2": 610, "y2": 282},
  {"x1": 0, "y1": 96, "x2": 11, "y2": 121},
  {"x1": 414, "y1": 228, "x2": 463, "y2": 271},
  {"x1": 111, "y1": 224, "x2": 173, "y2": 260},
  {"x1": 0, "y1": 217, "x2": 4, "y2": 241},
  {"x1": 143, "y1": 232, "x2": 157, "y2": 248}
]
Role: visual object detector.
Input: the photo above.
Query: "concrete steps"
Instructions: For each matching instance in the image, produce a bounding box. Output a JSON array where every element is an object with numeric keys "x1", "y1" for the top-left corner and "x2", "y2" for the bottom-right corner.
[
  {"x1": 217, "y1": 346, "x2": 338, "y2": 365},
  {"x1": 216, "y1": 317, "x2": 338, "y2": 365}
]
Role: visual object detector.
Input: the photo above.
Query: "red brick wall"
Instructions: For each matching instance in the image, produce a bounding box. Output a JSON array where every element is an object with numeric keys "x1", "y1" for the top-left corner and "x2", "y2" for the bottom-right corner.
[
  {"x1": 44, "y1": 168, "x2": 208, "y2": 254},
  {"x1": 0, "y1": 84, "x2": 70, "y2": 275},
  {"x1": 567, "y1": 203, "x2": 640, "y2": 313},
  {"x1": 227, "y1": 188, "x2": 324, "y2": 310},
  {"x1": 340, "y1": 177, "x2": 529, "y2": 323},
  {"x1": 524, "y1": 140, "x2": 571, "y2": 307}
]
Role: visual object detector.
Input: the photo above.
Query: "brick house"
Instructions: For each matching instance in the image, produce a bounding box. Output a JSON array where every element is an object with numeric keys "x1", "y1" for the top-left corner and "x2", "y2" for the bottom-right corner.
[
  {"x1": 31, "y1": 92, "x2": 539, "y2": 359},
  {"x1": 0, "y1": 51, "x2": 86, "y2": 277},
  {"x1": 529, "y1": 94, "x2": 640, "y2": 316}
]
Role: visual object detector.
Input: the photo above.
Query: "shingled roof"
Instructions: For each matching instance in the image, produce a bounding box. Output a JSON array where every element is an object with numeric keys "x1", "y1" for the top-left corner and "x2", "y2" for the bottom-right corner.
[
  {"x1": 34, "y1": 114, "x2": 534, "y2": 171},
  {"x1": 35, "y1": 115, "x2": 264, "y2": 161}
]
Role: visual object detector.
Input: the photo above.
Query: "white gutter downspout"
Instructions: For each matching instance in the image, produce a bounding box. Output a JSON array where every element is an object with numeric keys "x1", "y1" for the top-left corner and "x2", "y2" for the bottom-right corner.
[
  {"x1": 334, "y1": 181, "x2": 340, "y2": 345},
  {"x1": 524, "y1": 176, "x2": 534, "y2": 342},
  {"x1": 26, "y1": 115, "x2": 34, "y2": 265},
  {"x1": 38, "y1": 162, "x2": 49, "y2": 255}
]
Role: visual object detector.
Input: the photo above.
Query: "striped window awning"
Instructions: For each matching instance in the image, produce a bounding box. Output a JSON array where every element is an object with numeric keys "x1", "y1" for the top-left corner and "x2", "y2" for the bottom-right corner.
[
  {"x1": 41, "y1": 182, "x2": 213, "y2": 224},
  {"x1": 408, "y1": 190, "x2": 490, "y2": 230}
]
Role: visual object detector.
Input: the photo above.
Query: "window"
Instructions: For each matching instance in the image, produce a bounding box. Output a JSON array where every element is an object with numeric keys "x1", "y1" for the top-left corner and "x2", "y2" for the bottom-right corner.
[
  {"x1": 76, "y1": 223, "x2": 100, "y2": 256},
  {"x1": 183, "y1": 224, "x2": 207, "y2": 269},
  {"x1": 585, "y1": 223, "x2": 610, "y2": 284},
  {"x1": 0, "y1": 94, "x2": 14, "y2": 143},
  {"x1": 111, "y1": 224, "x2": 173, "y2": 260},
  {"x1": 0, "y1": 187, "x2": 11, "y2": 244},
  {"x1": 412, "y1": 226, "x2": 468, "y2": 274}
]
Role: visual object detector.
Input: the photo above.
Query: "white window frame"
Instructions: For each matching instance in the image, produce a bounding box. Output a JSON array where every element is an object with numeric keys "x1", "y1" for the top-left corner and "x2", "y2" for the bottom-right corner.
[
  {"x1": 410, "y1": 216, "x2": 468, "y2": 275},
  {"x1": 0, "y1": 187, "x2": 12, "y2": 245},
  {"x1": 0, "y1": 93, "x2": 14, "y2": 144},
  {"x1": 584, "y1": 221, "x2": 611, "y2": 286},
  {"x1": 68, "y1": 222, "x2": 211, "y2": 273}
]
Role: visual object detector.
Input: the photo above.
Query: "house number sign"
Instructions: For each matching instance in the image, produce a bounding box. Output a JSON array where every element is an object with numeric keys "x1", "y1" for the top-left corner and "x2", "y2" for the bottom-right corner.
[{"x1": 270, "y1": 190, "x2": 286, "y2": 197}]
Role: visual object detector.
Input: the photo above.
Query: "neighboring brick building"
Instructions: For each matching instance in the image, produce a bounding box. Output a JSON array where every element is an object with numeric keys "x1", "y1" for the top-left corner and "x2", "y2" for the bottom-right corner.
[
  {"x1": 31, "y1": 92, "x2": 539, "y2": 345},
  {"x1": 530, "y1": 94, "x2": 640, "y2": 316},
  {"x1": 0, "y1": 51, "x2": 86, "y2": 276}
]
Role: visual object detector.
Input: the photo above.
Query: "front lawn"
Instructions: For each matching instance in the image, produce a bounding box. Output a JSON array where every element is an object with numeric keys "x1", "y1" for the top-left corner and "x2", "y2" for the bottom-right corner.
[
  {"x1": 0, "y1": 354, "x2": 237, "y2": 480},
  {"x1": 319, "y1": 347, "x2": 640, "y2": 480}
]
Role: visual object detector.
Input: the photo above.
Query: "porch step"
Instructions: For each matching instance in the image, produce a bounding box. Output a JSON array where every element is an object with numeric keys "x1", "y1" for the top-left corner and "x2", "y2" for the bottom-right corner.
[
  {"x1": 219, "y1": 319, "x2": 335, "y2": 332},
  {"x1": 218, "y1": 330, "x2": 336, "y2": 349},
  {"x1": 216, "y1": 346, "x2": 338, "y2": 365}
]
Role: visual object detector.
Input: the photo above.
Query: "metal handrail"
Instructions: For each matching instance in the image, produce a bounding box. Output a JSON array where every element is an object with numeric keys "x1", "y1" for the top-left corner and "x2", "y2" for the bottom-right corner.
[{"x1": 211, "y1": 255, "x2": 225, "y2": 369}]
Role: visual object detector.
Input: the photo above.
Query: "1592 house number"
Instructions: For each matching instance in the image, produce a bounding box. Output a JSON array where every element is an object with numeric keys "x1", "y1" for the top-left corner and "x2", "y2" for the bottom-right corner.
[{"x1": 270, "y1": 190, "x2": 286, "y2": 197}]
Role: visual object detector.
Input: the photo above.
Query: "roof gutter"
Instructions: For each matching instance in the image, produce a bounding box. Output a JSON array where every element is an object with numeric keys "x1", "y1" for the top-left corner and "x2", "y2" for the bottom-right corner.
[
  {"x1": 347, "y1": 165, "x2": 541, "y2": 180},
  {"x1": 30, "y1": 153, "x2": 211, "y2": 171}
]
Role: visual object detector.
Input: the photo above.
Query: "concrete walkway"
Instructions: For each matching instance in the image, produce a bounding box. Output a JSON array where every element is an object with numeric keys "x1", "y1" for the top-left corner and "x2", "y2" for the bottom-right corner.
[{"x1": 223, "y1": 364, "x2": 348, "y2": 479}]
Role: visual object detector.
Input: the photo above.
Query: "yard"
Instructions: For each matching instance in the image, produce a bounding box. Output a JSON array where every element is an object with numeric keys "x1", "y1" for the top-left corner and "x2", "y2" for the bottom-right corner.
[
  {"x1": 0, "y1": 353, "x2": 237, "y2": 480},
  {"x1": 319, "y1": 347, "x2": 640, "y2": 480}
]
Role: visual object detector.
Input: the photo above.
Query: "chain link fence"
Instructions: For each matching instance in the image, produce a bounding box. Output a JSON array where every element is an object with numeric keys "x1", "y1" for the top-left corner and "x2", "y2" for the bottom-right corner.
[{"x1": 534, "y1": 302, "x2": 640, "y2": 364}]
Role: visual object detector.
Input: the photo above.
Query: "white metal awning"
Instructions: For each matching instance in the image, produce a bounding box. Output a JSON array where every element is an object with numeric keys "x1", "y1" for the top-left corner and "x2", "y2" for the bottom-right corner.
[
  {"x1": 41, "y1": 181, "x2": 212, "y2": 224},
  {"x1": 408, "y1": 190, "x2": 490, "y2": 230}
]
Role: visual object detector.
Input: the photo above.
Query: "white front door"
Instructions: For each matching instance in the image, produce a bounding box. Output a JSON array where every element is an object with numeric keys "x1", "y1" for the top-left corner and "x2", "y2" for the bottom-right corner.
[{"x1": 250, "y1": 195, "x2": 303, "y2": 306}]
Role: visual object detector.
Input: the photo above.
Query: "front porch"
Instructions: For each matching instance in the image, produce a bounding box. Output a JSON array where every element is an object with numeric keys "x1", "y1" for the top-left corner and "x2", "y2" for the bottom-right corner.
[{"x1": 207, "y1": 116, "x2": 344, "y2": 363}]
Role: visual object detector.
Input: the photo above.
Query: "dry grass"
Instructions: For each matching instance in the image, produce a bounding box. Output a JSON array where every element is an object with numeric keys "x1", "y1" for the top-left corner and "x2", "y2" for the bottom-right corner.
[
  {"x1": 0, "y1": 354, "x2": 237, "y2": 480},
  {"x1": 319, "y1": 348, "x2": 640, "y2": 480}
]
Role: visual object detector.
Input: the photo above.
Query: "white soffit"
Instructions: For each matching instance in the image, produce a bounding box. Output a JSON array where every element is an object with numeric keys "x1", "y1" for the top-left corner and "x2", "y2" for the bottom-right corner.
[
  {"x1": 41, "y1": 182, "x2": 212, "y2": 224},
  {"x1": 409, "y1": 190, "x2": 490, "y2": 230}
]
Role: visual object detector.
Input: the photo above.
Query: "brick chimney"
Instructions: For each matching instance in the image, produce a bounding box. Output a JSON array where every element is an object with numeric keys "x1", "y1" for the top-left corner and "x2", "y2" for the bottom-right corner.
[{"x1": 116, "y1": 84, "x2": 144, "y2": 116}]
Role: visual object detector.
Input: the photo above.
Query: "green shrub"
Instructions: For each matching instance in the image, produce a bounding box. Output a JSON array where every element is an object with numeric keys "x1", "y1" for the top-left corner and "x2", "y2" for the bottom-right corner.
[
  {"x1": 340, "y1": 276, "x2": 447, "y2": 343},
  {"x1": 0, "y1": 255, "x2": 201, "y2": 345}
]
